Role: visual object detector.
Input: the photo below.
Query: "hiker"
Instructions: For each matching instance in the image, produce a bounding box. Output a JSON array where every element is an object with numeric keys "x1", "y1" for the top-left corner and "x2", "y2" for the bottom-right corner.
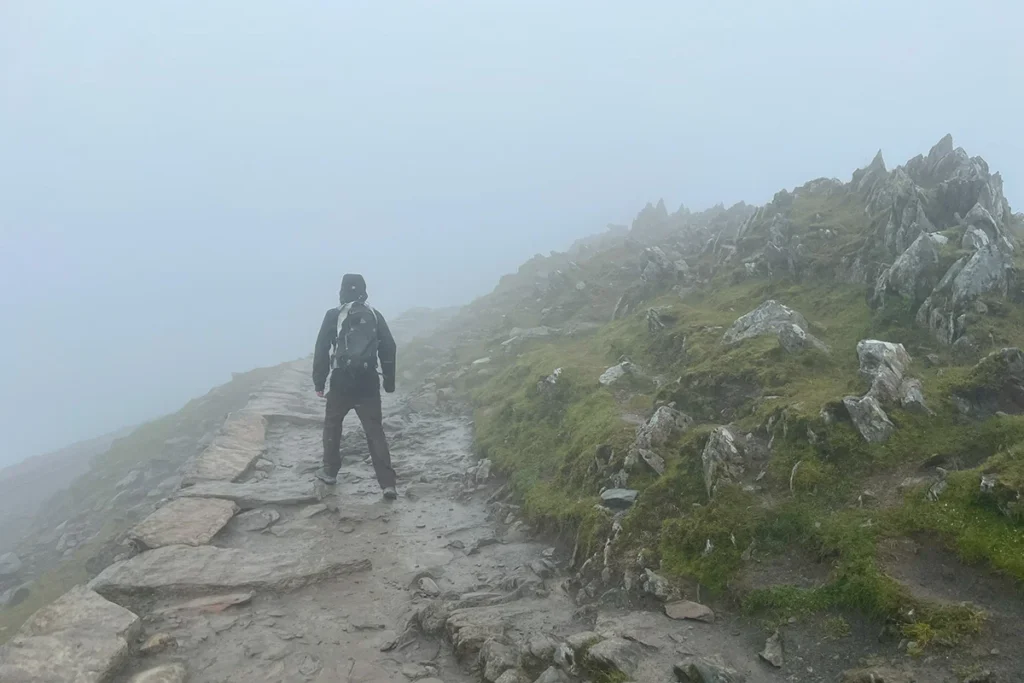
[{"x1": 312, "y1": 273, "x2": 398, "y2": 500}]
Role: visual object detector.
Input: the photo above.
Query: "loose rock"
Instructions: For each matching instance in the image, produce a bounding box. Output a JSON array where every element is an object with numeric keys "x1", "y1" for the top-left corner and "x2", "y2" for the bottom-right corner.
[
  {"x1": 674, "y1": 656, "x2": 745, "y2": 682},
  {"x1": 130, "y1": 663, "x2": 188, "y2": 683},
  {"x1": 585, "y1": 637, "x2": 643, "y2": 678},
  {"x1": 759, "y1": 630, "x2": 784, "y2": 668},
  {"x1": 665, "y1": 600, "x2": 715, "y2": 623},
  {"x1": 600, "y1": 488, "x2": 639, "y2": 509}
]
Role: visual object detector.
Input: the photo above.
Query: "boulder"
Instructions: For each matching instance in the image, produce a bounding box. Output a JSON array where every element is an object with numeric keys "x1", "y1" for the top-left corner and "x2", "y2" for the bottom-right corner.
[
  {"x1": 635, "y1": 406, "x2": 693, "y2": 450},
  {"x1": 777, "y1": 322, "x2": 830, "y2": 354},
  {"x1": 601, "y1": 488, "x2": 639, "y2": 509},
  {"x1": 599, "y1": 360, "x2": 635, "y2": 386},
  {"x1": 723, "y1": 301, "x2": 826, "y2": 353},
  {"x1": 759, "y1": 631, "x2": 784, "y2": 668},
  {"x1": 480, "y1": 639, "x2": 522, "y2": 682},
  {"x1": 585, "y1": 637, "x2": 643, "y2": 678},
  {"x1": 843, "y1": 395, "x2": 895, "y2": 443},
  {"x1": 664, "y1": 600, "x2": 715, "y2": 623},
  {"x1": 534, "y1": 666, "x2": 570, "y2": 683},
  {"x1": 857, "y1": 340, "x2": 911, "y2": 381},
  {"x1": 674, "y1": 655, "x2": 745, "y2": 682},
  {"x1": 701, "y1": 427, "x2": 744, "y2": 497},
  {"x1": 128, "y1": 498, "x2": 238, "y2": 549},
  {"x1": 0, "y1": 551, "x2": 23, "y2": 576},
  {"x1": 873, "y1": 232, "x2": 947, "y2": 305},
  {"x1": 899, "y1": 378, "x2": 931, "y2": 414},
  {"x1": 857, "y1": 340, "x2": 912, "y2": 404}
]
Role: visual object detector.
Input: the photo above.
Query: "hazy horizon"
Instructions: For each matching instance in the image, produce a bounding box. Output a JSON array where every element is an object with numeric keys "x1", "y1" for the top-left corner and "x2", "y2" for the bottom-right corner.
[{"x1": 2, "y1": 1, "x2": 1022, "y2": 466}]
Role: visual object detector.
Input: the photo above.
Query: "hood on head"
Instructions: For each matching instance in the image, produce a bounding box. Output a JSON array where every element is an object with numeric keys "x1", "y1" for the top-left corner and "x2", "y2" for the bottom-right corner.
[{"x1": 339, "y1": 273, "x2": 367, "y2": 304}]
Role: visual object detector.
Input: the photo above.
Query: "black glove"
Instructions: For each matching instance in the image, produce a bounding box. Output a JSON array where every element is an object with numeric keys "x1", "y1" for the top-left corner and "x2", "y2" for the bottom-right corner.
[{"x1": 383, "y1": 376, "x2": 396, "y2": 394}]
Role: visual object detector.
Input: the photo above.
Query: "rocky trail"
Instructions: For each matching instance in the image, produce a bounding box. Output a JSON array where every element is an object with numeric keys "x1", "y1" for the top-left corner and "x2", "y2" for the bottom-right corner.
[{"x1": 1, "y1": 358, "x2": 1019, "y2": 683}]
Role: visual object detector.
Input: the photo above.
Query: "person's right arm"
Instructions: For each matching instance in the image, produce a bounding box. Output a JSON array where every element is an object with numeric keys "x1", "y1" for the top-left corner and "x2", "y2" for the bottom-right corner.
[{"x1": 312, "y1": 309, "x2": 336, "y2": 395}]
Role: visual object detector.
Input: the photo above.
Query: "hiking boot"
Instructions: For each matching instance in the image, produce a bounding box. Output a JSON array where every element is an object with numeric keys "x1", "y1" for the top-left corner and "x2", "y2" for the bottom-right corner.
[
  {"x1": 314, "y1": 468, "x2": 337, "y2": 485},
  {"x1": 382, "y1": 486, "x2": 398, "y2": 501}
]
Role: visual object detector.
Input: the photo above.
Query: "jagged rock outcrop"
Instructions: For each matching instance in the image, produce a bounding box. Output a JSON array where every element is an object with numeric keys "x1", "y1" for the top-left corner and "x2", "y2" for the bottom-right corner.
[
  {"x1": 723, "y1": 300, "x2": 828, "y2": 354},
  {"x1": 872, "y1": 232, "x2": 948, "y2": 306},
  {"x1": 843, "y1": 395, "x2": 895, "y2": 443},
  {"x1": 701, "y1": 427, "x2": 745, "y2": 497}
]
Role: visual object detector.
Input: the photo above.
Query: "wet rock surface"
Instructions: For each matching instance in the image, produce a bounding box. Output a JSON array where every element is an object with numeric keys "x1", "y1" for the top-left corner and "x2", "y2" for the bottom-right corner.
[
  {"x1": 128, "y1": 497, "x2": 239, "y2": 549},
  {"x1": 0, "y1": 586, "x2": 140, "y2": 682}
]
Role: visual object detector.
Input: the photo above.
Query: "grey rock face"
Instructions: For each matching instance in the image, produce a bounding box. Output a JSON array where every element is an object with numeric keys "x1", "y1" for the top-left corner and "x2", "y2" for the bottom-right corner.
[
  {"x1": 777, "y1": 321, "x2": 830, "y2": 354},
  {"x1": 0, "y1": 586, "x2": 141, "y2": 683},
  {"x1": 89, "y1": 544, "x2": 371, "y2": 605},
  {"x1": 128, "y1": 497, "x2": 238, "y2": 549},
  {"x1": 843, "y1": 395, "x2": 895, "y2": 443},
  {"x1": 664, "y1": 600, "x2": 715, "y2": 623},
  {"x1": 176, "y1": 477, "x2": 319, "y2": 509},
  {"x1": 0, "y1": 551, "x2": 23, "y2": 576},
  {"x1": 600, "y1": 488, "x2": 639, "y2": 509},
  {"x1": 233, "y1": 508, "x2": 281, "y2": 532},
  {"x1": 584, "y1": 637, "x2": 644, "y2": 678},
  {"x1": 182, "y1": 412, "x2": 267, "y2": 485},
  {"x1": 759, "y1": 631, "x2": 784, "y2": 668},
  {"x1": 723, "y1": 300, "x2": 811, "y2": 346},
  {"x1": 130, "y1": 663, "x2": 188, "y2": 683},
  {"x1": 636, "y1": 406, "x2": 693, "y2": 449},
  {"x1": 674, "y1": 655, "x2": 745, "y2": 682},
  {"x1": 480, "y1": 638, "x2": 522, "y2": 682},
  {"x1": 899, "y1": 378, "x2": 931, "y2": 414},
  {"x1": 599, "y1": 360, "x2": 635, "y2": 386},
  {"x1": 857, "y1": 339, "x2": 914, "y2": 405},
  {"x1": 701, "y1": 427, "x2": 744, "y2": 497}
]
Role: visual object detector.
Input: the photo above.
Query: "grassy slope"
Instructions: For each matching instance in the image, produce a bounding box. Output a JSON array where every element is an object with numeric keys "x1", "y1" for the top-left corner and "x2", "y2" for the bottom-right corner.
[
  {"x1": 0, "y1": 364, "x2": 279, "y2": 642},
  {"x1": 431, "y1": 190, "x2": 1024, "y2": 652}
]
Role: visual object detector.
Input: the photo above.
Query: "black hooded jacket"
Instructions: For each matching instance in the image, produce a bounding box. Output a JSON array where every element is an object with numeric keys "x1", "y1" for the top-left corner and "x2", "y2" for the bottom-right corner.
[{"x1": 312, "y1": 304, "x2": 396, "y2": 396}]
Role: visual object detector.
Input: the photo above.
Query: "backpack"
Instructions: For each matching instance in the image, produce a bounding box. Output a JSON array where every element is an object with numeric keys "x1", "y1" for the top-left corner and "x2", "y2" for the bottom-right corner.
[{"x1": 331, "y1": 302, "x2": 380, "y2": 374}]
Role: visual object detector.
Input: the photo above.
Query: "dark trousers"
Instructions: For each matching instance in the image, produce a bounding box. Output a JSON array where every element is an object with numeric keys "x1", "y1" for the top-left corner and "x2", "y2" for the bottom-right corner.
[{"x1": 322, "y1": 390, "x2": 396, "y2": 489}]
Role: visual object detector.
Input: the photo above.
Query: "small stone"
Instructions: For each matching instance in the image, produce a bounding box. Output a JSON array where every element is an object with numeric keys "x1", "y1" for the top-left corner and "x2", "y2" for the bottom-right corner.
[
  {"x1": 417, "y1": 577, "x2": 441, "y2": 596},
  {"x1": 298, "y1": 504, "x2": 328, "y2": 519},
  {"x1": 674, "y1": 656, "x2": 744, "y2": 682},
  {"x1": 759, "y1": 630, "x2": 783, "y2": 668},
  {"x1": 234, "y1": 508, "x2": 281, "y2": 532},
  {"x1": 130, "y1": 663, "x2": 188, "y2": 683},
  {"x1": 140, "y1": 632, "x2": 177, "y2": 655},
  {"x1": 665, "y1": 600, "x2": 715, "y2": 623}
]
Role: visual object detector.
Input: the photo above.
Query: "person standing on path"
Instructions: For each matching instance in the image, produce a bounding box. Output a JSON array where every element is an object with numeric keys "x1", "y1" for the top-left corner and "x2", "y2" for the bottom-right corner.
[{"x1": 312, "y1": 273, "x2": 399, "y2": 499}]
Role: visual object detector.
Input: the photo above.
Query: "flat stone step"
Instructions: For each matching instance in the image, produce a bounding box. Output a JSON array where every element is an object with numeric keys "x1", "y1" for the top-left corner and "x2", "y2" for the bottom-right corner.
[
  {"x1": 182, "y1": 412, "x2": 267, "y2": 484},
  {"x1": 0, "y1": 586, "x2": 140, "y2": 683},
  {"x1": 128, "y1": 497, "x2": 239, "y2": 549},
  {"x1": 176, "y1": 477, "x2": 319, "y2": 509},
  {"x1": 88, "y1": 544, "x2": 371, "y2": 605}
]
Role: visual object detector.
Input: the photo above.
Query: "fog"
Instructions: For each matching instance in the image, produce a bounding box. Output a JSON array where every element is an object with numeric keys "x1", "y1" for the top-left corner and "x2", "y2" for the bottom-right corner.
[{"x1": 1, "y1": 1, "x2": 1021, "y2": 466}]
